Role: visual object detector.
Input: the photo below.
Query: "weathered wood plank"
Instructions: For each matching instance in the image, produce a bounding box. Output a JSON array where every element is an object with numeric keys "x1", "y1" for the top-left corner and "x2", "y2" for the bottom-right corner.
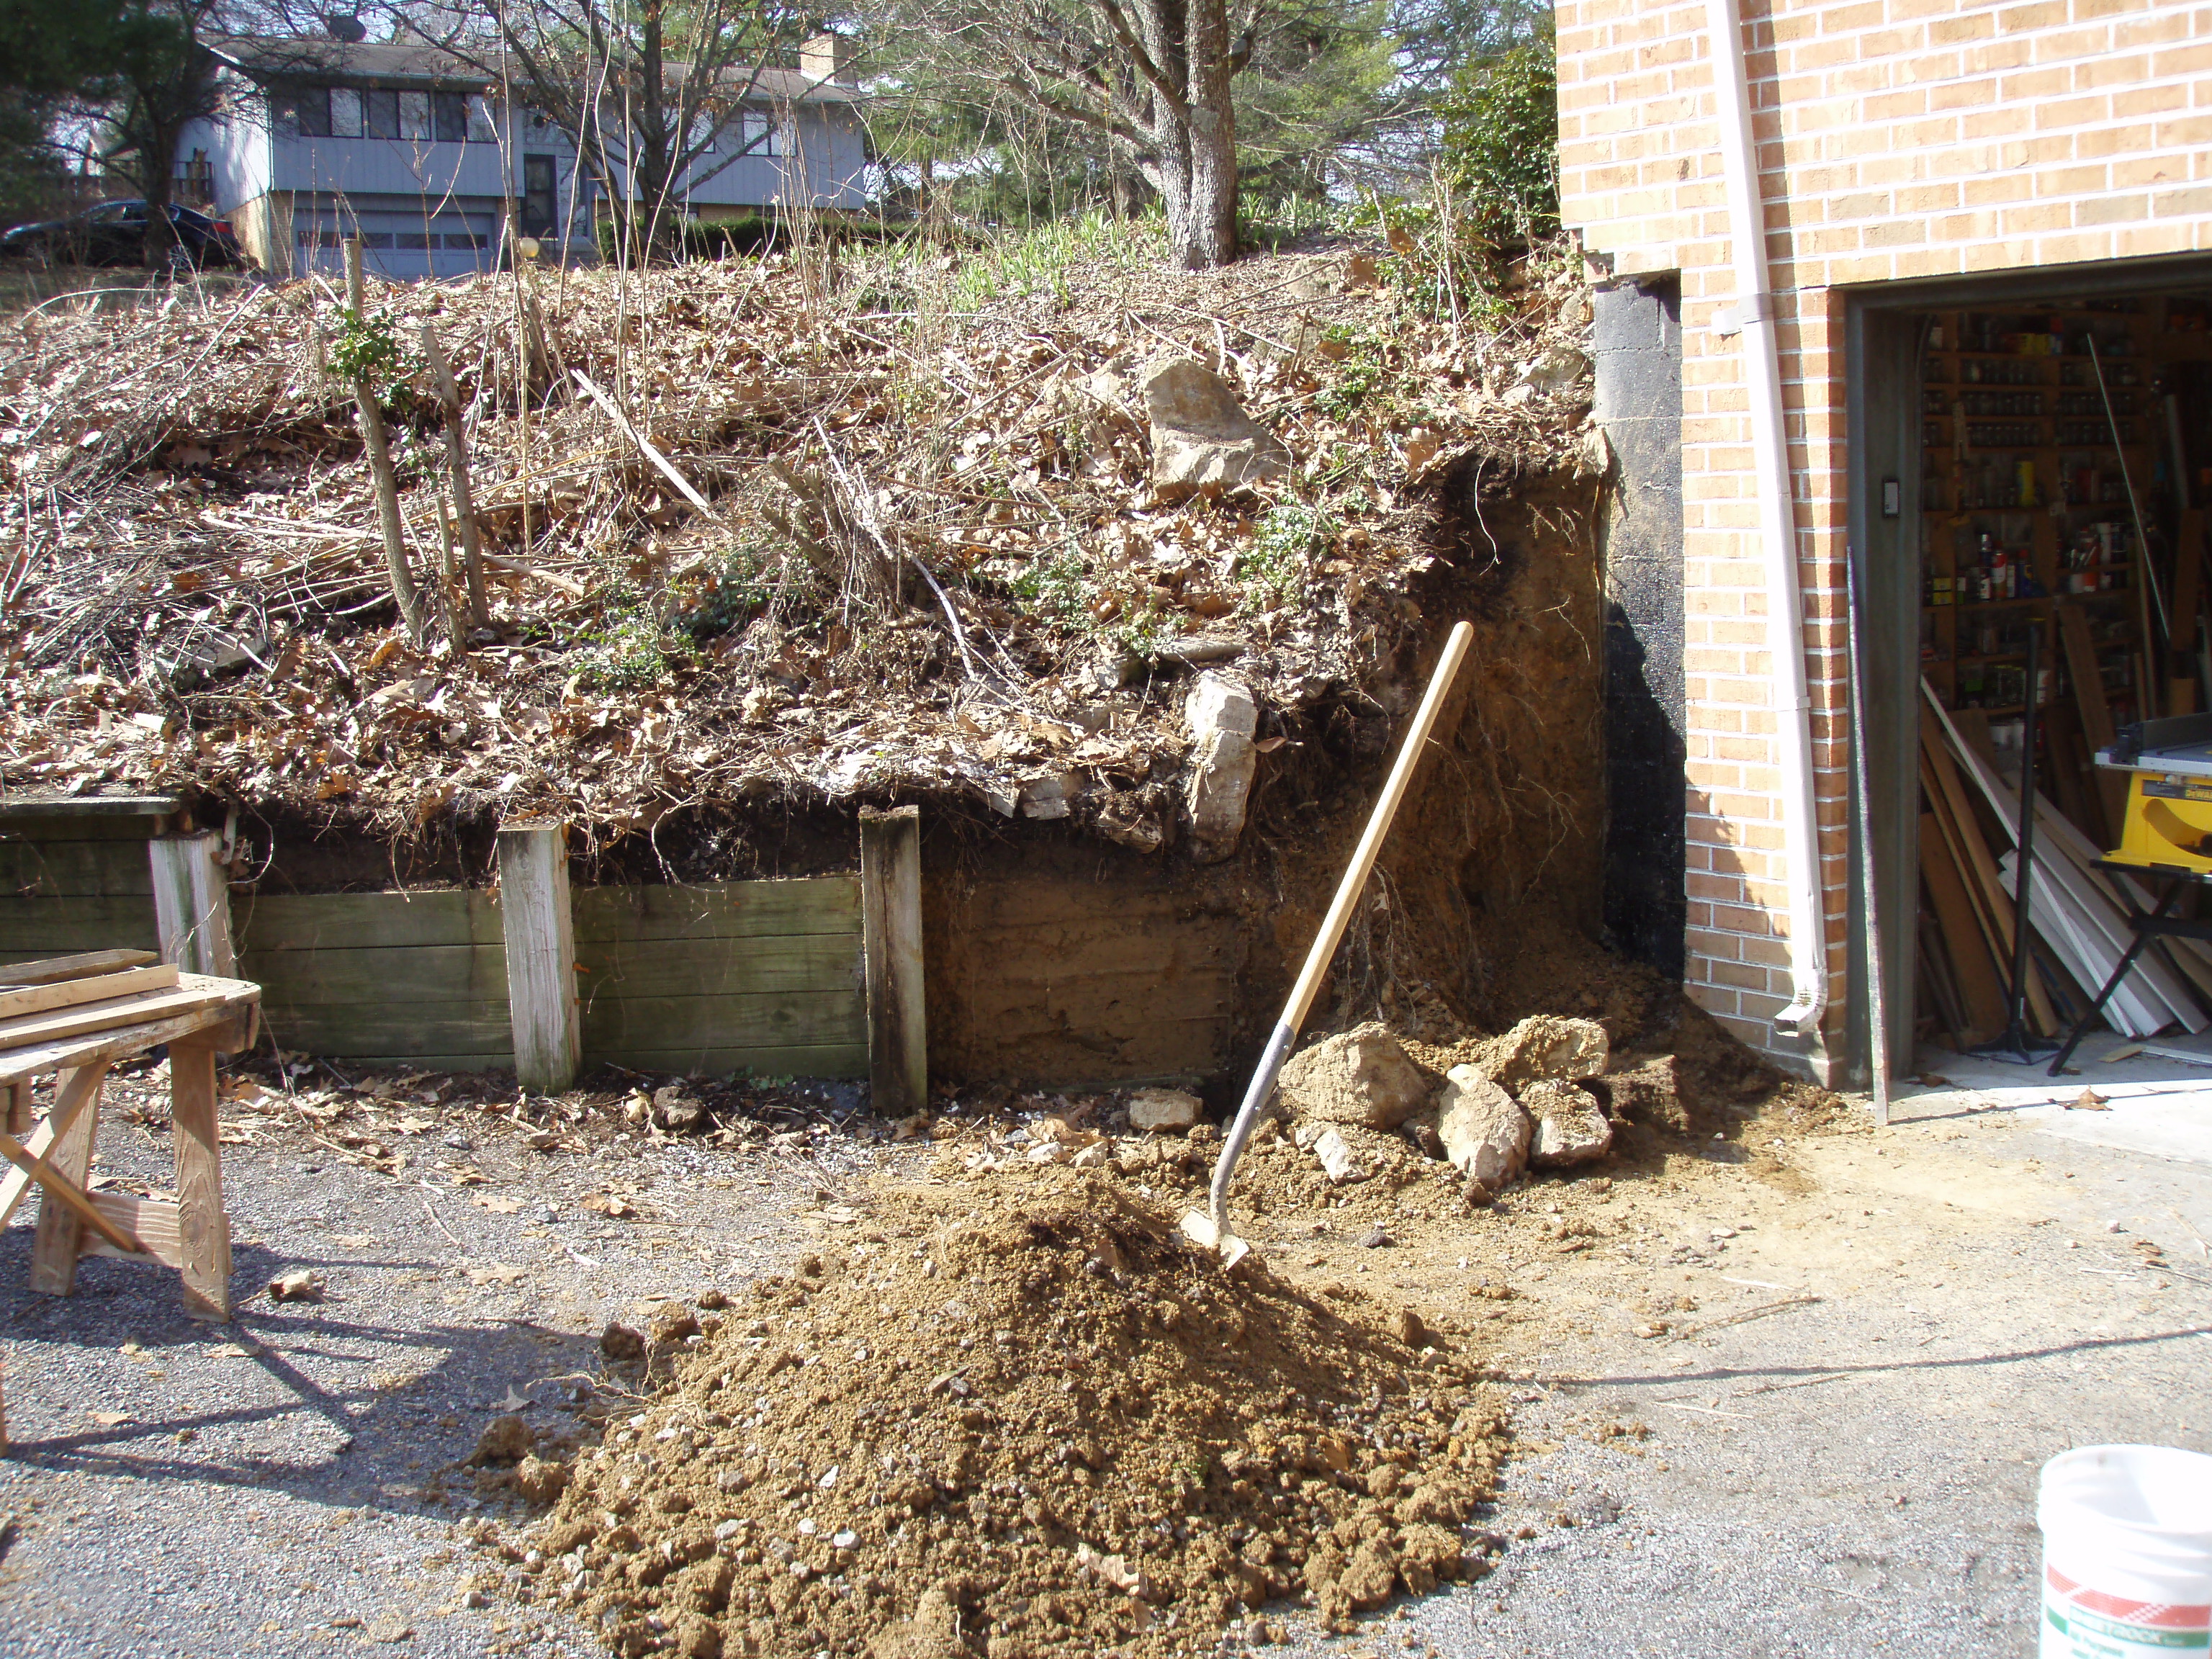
[
  {"x1": 0, "y1": 950, "x2": 161, "y2": 989},
  {"x1": 168, "y1": 1038, "x2": 231, "y2": 1319},
  {"x1": 498, "y1": 822, "x2": 580, "y2": 1094},
  {"x1": 0, "y1": 896, "x2": 161, "y2": 954},
  {"x1": 256, "y1": 1002, "x2": 514, "y2": 1058},
  {"x1": 582, "y1": 990, "x2": 865, "y2": 1051},
  {"x1": 232, "y1": 889, "x2": 505, "y2": 951},
  {"x1": 150, "y1": 832, "x2": 235, "y2": 978},
  {"x1": 30, "y1": 1063, "x2": 105, "y2": 1296},
  {"x1": 588, "y1": 1042, "x2": 868, "y2": 1079},
  {"x1": 239, "y1": 944, "x2": 511, "y2": 1007},
  {"x1": 81, "y1": 1194, "x2": 183, "y2": 1270},
  {"x1": 0, "y1": 994, "x2": 256, "y2": 1087},
  {"x1": 0, "y1": 1064, "x2": 104, "y2": 1233},
  {"x1": 0, "y1": 980, "x2": 231, "y2": 1052},
  {"x1": 575, "y1": 935, "x2": 859, "y2": 1002},
  {"x1": 572, "y1": 878, "x2": 860, "y2": 944},
  {"x1": 0, "y1": 840, "x2": 156, "y2": 898},
  {"x1": 0, "y1": 965, "x2": 176, "y2": 1023},
  {"x1": 861, "y1": 806, "x2": 927, "y2": 1118},
  {"x1": 0, "y1": 795, "x2": 179, "y2": 821}
]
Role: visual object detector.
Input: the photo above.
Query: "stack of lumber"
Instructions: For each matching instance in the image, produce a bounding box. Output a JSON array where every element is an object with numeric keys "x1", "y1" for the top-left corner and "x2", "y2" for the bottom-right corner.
[
  {"x1": 0, "y1": 950, "x2": 233, "y2": 1058},
  {"x1": 1916, "y1": 679, "x2": 2211, "y2": 1046}
]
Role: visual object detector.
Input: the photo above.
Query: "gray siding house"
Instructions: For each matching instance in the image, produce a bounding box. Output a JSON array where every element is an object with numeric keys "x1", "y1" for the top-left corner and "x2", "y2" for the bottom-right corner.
[{"x1": 177, "y1": 35, "x2": 868, "y2": 281}]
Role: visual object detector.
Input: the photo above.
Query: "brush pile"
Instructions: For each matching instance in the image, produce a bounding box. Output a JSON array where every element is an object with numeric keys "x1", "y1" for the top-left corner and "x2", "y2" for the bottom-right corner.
[
  {"x1": 513, "y1": 1177, "x2": 1509, "y2": 1658},
  {"x1": 0, "y1": 228, "x2": 1599, "y2": 850}
]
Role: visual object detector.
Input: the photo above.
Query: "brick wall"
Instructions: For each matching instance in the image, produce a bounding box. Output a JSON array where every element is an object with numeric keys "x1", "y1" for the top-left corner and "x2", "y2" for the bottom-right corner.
[{"x1": 1557, "y1": 0, "x2": 2212, "y2": 1071}]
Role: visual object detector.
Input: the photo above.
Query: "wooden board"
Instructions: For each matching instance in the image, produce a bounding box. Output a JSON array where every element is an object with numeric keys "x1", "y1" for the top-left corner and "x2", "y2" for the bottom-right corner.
[
  {"x1": 0, "y1": 895, "x2": 161, "y2": 956},
  {"x1": 0, "y1": 979, "x2": 231, "y2": 1053},
  {"x1": 0, "y1": 1064, "x2": 104, "y2": 1231},
  {"x1": 576, "y1": 934, "x2": 859, "y2": 1002},
  {"x1": 582, "y1": 989, "x2": 866, "y2": 1052},
  {"x1": 1919, "y1": 810, "x2": 2007, "y2": 1042},
  {"x1": 256, "y1": 1000, "x2": 515, "y2": 1060},
  {"x1": 2056, "y1": 601, "x2": 2130, "y2": 834},
  {"x1": 0, "y1": 992, "x2": 257, "y2": 1087},
  {"x1": 0, "y1": 965, "x2": 176, "y2": 1024},
  {"x1": 242, "y1": 944, "x2": 511, "y2": 1007},
  {"x1": 572, "y1": 878, "x2": 860, "y2": 944},
  {"x1": 233, "y1": 889, "x2": 505, "y2": 951},
  {"x1": 81, "y1": 1193, "x2": 183, "y2": 1269},
  {"x1": 0, "y1": 950, "x2": 160, "y2": 989},
  {"x1": 0, "y1": 839, "x2": 156, "y2": 898}
]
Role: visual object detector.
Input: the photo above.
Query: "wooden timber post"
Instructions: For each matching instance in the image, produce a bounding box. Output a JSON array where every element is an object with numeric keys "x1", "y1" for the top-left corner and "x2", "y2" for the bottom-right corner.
[
  {"x1": 150, "y1": 830, "x2": 235, "y2": 979},
  {"x1": 860, "y1": 806, "x2": 926, "y2": 1117},
  {"x1": 498, "y1": 821, "x2": 580, "y2": 1094}
]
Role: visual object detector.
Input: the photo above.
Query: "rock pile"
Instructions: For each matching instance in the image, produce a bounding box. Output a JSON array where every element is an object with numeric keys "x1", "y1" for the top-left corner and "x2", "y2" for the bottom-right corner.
[
  {"x1": 1277, "y1": 1017, "x2": 1620, "y2": 1201},
  {"x1": 514, "y1": 1179, "x2": 1509, "y2": 1658}
]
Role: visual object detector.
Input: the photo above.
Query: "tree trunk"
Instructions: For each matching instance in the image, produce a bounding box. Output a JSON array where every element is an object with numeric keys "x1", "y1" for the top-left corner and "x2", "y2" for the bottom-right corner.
[
  {"x1": 1121, "y1": 0, "x2": 1240, "y2": 269},
  {"x1": 140, "y1": 121, "x2": 183, "y2": 271}
]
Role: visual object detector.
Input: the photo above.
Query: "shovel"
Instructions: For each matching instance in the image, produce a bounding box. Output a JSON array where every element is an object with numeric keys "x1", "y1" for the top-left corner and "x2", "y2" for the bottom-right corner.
[{"x1": 1183, "y1": 619, "x2": 1475, "y2": 1264}]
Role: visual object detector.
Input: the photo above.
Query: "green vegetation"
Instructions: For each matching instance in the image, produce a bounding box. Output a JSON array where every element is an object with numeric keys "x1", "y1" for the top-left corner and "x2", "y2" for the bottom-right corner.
[
  {"x1": 1439, "y1": 33, "x2": 1561, "y2": 244},
  {"x1": 1241, "y1": 503, "x2": 1334, "y2": 613}
]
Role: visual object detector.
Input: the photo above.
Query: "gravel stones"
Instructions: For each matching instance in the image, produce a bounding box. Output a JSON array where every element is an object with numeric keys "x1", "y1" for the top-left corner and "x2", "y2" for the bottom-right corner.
[
  {"x1": 1434, "y1": 1065, "x2": 1532, "y2": 1184},
  {"x1": 1471, "y1": 1016, "x2": 1610, "y2": 1091},
  {"x1": 1523, "y1": 1080, "x2": 1613, "y2": 1167},
  {"x1": 1279, "y1": 1023, "x2": 1431, "y2": 1130}
]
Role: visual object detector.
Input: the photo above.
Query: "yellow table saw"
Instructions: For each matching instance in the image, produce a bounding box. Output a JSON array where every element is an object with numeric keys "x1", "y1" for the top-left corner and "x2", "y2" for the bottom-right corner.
[{"x1": 2099, "y1": 712, "x2": 2212, "y2": 874}]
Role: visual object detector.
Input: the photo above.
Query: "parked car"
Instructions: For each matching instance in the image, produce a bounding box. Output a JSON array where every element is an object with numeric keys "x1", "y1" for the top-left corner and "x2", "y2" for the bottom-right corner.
[{"x1": 0, "y1": 200, "x2": 243, "y2": 269}]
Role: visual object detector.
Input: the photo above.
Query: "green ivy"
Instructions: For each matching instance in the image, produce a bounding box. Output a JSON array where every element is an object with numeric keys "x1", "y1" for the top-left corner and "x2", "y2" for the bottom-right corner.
[{"x1": 1439, "y1": 37, "x2": 1561, "y2": 246}]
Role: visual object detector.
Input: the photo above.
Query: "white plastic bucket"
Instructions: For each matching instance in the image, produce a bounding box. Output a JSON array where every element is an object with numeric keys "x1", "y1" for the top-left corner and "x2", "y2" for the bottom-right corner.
[{"x1": 2040, "y1": 1444, "x2": 2212, "y2": 1658}]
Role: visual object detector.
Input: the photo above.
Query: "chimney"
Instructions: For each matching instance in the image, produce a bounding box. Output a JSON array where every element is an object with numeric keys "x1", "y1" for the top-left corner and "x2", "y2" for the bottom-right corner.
[{"x1": 799, "y1": 32, "x2": 855, "y2": 86}]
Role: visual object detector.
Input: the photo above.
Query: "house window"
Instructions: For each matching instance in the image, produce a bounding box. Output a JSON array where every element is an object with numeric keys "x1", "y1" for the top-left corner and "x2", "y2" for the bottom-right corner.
[
  {"x1": 467, "y1": 94, "x2": 497, "y2": 142},
  {"x1": 400, "y1": 91, "x2": 431, "y2": 141},
  {"x1": 330, "y1": 87, "x2": 363, "y2": 138},
  {"x1": 294, "y1": 86, "x2": 332, "y2": 137},
  {"x1": 444, "y1": 230, "x2": 485, "y2": 249},
  {"x1": 365, "y1": 89, "x2": 400, "y2": 139},
  {"x1": 521, "y1": 154, "x2": 557, "y2": 237},
  {"x1": 687, "y1": 111, "x2": 718, "y2": 155},
  {"x1": 397, "y1": 231, "x2": 433, "y2": 250},
  {"x1": 433, "y1": 91, "x2": 467, "y2": 143},
  {"x1": 739, "y1": 110, "x2": 780, "y2": 157}
]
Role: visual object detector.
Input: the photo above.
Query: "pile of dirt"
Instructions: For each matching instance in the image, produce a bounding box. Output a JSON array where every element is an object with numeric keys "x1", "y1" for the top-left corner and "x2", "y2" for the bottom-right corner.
[{"x1": 513, "y1": 1176, "x2": 1509, "y2": 1658}]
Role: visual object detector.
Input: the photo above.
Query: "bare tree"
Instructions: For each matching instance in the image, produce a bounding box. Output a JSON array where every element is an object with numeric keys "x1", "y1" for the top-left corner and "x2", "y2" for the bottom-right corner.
[{"x1": 384, "y1": 0, "x2": 813, "y2": 261}]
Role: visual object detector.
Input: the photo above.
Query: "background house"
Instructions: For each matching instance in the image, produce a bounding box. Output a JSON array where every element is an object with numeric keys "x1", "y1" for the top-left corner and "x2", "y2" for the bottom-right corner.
[
  {"x1": 177, "y1": 33, "x2": 868, "y2": 280},
  {"x1": 1557, "y1": 0, "x2": 2212, "y2": 1082}
]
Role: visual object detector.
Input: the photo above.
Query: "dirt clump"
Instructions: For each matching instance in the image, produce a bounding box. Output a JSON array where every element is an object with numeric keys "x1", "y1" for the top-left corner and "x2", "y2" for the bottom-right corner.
[{"x1": 519, "y1": 1176, "x2": 1509, "y2": 1657}]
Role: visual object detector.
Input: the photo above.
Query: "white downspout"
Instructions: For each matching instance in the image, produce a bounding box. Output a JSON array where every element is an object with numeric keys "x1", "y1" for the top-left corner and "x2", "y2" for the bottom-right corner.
[{"x1": 1705, "y1": 0, "x2": 1829, "y2": 1045}]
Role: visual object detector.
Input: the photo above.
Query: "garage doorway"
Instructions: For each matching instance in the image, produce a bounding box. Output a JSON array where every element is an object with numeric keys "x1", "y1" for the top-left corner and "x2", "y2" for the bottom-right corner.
[{"x1": 1848, "y1": 257, "x2": 2212, "y2": 1087}]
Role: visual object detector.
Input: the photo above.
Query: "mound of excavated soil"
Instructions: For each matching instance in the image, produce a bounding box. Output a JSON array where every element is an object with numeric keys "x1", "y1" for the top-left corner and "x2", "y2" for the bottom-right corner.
[{"x1": 520, "y1": 1176, "x2": 1508, "y2": 1658}]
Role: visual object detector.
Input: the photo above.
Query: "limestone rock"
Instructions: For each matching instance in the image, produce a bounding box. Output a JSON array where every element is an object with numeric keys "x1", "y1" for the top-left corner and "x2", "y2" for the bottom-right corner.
[
  {"x1": 1474, "y1": 1015, "x2": 1610, "y2": 1089},
  {"x1": 1141, "y1": 358, "x2": 1291, "y2": 500},
  {"x1": 1523, "y1": 1079, "x2": 1614, "y2": 1167},
  {"x1": 1183, "y1": 673, "x2": 1258, "y2": 861},
  {"x1": 1128, "y1": 1087, "x2": 1201, "y2": 1133},
  {"x1": 1434, "y1": 1064, "x2": 1531, "y2": 1184},
  {"x1": 1312, "y1": 1127, "x2": 1367, "y2": 1184},
  {"x1": 1277, "y1": 1022, "x2": 1429, "y2": 1130}
]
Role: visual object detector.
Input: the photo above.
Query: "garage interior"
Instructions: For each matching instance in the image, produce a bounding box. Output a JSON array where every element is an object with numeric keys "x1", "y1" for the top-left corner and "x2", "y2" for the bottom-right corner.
[{"x1": 1850, "y1": 258, "x2": 2212, "y2": 1083}]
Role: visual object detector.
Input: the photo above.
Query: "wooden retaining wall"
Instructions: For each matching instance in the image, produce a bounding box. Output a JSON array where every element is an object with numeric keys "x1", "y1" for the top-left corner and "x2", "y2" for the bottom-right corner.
[{"x1": 4, "y1": 808, "x2": 866, "y2": 1079}]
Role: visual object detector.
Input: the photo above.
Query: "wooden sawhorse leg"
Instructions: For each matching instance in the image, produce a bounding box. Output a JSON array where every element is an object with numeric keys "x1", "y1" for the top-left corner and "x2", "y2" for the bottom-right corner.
[
  {"x1": 168, "y1": 1039, "x2": 231, "y2": 1321},
  {"x1": 30, "y1": 1063, "x2": 110, "y2": 1298}
]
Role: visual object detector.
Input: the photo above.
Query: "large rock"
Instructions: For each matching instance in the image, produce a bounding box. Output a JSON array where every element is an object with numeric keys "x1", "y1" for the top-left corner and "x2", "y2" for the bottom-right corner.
[
  {"x1": 1474, "y1": 1015, "x2": 1610, "y2": 1090},
  {"x1": 1183, "y1": 673, "x2": 1258, "y2": 862},
  {"x1": 1128, "y1": 1087, "x2": 1201, "y2": 1133},
  {"x1": 1277, "y1": 1023, "x2": 1430, "y2": 1130},
  {"x1": 1434, "y1": 1064, "x2": 1531, "y2": 1184},
  {"x1": 1141, "y1": 358, "x2": 1291, "y2": 500},
  {"x1": 1523, "y1": 1079, "x2": 1613, "y2": 1167}
]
